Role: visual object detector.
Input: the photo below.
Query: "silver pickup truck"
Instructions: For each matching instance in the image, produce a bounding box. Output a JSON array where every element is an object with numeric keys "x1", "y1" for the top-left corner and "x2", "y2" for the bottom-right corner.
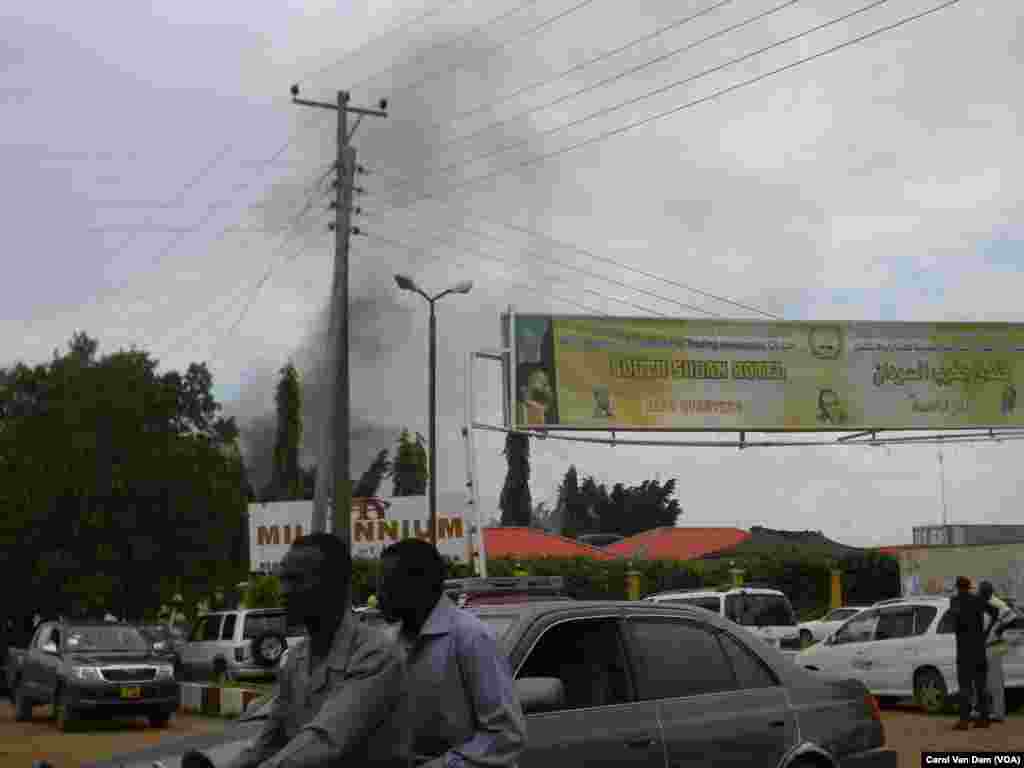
[
  {"x1": 8, "y1": 620, "x2": 179, "y2": 731},
  {"x1": 98, "y1": 599, "x2": 897, "y2": 768}
]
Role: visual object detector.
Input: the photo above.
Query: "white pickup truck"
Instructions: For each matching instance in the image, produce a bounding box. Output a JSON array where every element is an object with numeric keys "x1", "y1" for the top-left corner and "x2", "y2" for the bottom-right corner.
[{"x1": 177, "y1": 609, "x2": 305, "y2": 682}]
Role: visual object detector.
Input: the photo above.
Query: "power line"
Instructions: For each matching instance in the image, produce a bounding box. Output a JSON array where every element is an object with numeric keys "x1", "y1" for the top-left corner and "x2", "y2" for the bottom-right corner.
[
  {"x1": 370, "y1": 0, "x2": 890, "y2": 198},
  {"x1": 371, "y1": 196, "x2": 782, "y2": 317},
  {"x1": 348, "y1": 0, "x2": 542, "y2": 94},
  {"x1": 372, "y1": 0, "x2": 604, "y2": 101},
  {"x1": 448, "y1": 0, "x2": 736, "y2": 123},
  {"x1": 362, "y1": 231, "x2": 610, "y2": 315},
  {"x1": 366, "y1": 0, "x2": 964, "y2": 211},
  {"x1": 433, "y1": 0, "x2": 801, "y2": 159},
  {"x1": 363, "y1": 228, "x2": 671, "y2": 317},
  {"x1": 360, "y1": 207, "x2": 727, "y2": 316}
]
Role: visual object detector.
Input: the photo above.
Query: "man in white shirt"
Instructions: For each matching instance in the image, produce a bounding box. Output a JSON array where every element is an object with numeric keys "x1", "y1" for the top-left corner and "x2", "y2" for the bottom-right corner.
[{"x1": 978, "y1": 581, "x2": 1014, "y2": 722}]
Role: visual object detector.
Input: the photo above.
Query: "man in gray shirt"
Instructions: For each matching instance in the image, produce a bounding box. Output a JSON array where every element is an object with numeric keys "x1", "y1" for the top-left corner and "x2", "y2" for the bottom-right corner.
[
  {"x1": 218, "y1": 533, "x2": 407, "y2": 768},
  {"x1": 379, "y1": 540, "x2": 526, "y2": 768}
]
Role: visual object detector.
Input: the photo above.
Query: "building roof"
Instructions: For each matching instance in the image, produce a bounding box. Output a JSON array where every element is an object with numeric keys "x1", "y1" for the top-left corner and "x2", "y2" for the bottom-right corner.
[
  {"x1": 482, "y1": 527, "x2": 618, "y2": 561},
  {"x1": 604, "y1": 527, "x2": 751, "y2": 561}
]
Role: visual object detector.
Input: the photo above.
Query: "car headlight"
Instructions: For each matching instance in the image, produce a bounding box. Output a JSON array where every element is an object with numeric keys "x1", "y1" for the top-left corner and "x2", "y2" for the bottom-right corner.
[
  {"x1": 155, "y1": 665, "x2": 175, "y2": 681},
  {"x1": 70, "y1": 666, "x2": 103, "y2": 682}
]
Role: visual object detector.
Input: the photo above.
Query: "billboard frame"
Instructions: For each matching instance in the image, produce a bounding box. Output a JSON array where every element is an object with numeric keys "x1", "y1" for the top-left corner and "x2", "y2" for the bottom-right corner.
[{"x1": 501, "y1": 313, "x2": 1024, "y2": 438}]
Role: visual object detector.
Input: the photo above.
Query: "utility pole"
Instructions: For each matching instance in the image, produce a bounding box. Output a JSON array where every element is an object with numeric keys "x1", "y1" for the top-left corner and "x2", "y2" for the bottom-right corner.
[
  {"x1": 291, "y1": 85, "x2": 387, "y2": 546},
  {"x1": 938, "y1": 449, "x2": 949, "y2": 526}
]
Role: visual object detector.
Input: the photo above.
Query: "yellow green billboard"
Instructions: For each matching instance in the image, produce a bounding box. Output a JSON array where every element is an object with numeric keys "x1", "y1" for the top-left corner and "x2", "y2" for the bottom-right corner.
[{"x1": 506, "y1": 315, "x2": 1024, "y2": 431}]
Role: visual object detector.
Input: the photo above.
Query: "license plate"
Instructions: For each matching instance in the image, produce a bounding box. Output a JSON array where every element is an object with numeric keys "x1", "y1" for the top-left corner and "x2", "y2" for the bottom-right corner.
[{"x1": 121, "y1": 687, "x2": 142, "y2": 699}]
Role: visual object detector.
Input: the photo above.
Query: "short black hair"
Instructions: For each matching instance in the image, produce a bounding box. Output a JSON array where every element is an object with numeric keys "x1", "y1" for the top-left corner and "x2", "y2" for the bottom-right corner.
[
  {"x1": 291, "y1": 532, "x2": 353, "y2": 590},
  {"x1": 979, "y1": 581, "x2": 994, "y2": 598},
  {"x1": 380, "y1": 539, "x2": 447, "y2": 595}
]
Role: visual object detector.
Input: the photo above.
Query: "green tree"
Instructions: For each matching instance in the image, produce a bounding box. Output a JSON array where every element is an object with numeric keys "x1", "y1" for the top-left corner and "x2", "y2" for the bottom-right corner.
[
  {"x1": 392, "y1": 429, "x2": 427, "y2": 496},
  {"x1": 270, "y1": 362, "x2": 303, "y2": 501},
  {"x1": 595, "y1": 478, "x2": 681, "y2": 537},
  {"x1": 354, "y1": 449, "x2": 391, "y2": 498},
  {"x1": 499, "y1": 432, "x2": 531, "y2": 527},
  {"x1": 244, "y1": 574, "x2": 282, "y2": 609},
  {"x1": 0, "y1": 332, "x2": 247, "y2": 623}
]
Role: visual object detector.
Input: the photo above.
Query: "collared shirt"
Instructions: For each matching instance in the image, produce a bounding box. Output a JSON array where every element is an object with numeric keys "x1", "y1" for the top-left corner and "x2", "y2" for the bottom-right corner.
[
  {"x1": 398, "y1": 595, "x2": 526, "y2": 768},
  {"x1": 227, "y1": 610, "x2": 406, "y2": 768}
]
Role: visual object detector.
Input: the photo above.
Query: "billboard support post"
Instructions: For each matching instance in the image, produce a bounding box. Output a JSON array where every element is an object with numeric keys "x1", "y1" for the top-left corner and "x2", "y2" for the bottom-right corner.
[
  {"x1": 464, "y1": 351, "x2": 488, "y2": 578},
  {"x1": 506, "y1": 306, "x2": 516, "y2": 429}
]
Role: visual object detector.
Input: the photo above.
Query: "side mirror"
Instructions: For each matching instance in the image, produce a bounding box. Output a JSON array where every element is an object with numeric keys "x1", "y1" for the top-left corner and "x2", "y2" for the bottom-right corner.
[
  {"x1": 515, "y1": 677, "x2": 565, "y2": 715},
  {"x1": 42, "y1": 642, "x2": 58, "y2": 654},
  {"x1": 153, "y1": 641, "x2": 168, "y2": 652}
]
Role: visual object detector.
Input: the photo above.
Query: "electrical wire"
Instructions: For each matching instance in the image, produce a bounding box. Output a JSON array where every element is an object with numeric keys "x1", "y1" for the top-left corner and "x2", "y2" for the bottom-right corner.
[
  {"x1": 363, "y1": 231, "x2": 610, "y2": 315},
  {"x1": 366, "y1": 0, "x2": 964, "y2": 210},
  {"x1": 370, "y1": 0, "x2": 892, "y2": 198},
  {"x1": 435, "y1": 0, "x2": 803, "y2": 158},
  {"x1": 371, "y1": 0, "x2": 605, "y2": 101},
  {"x1": 360, "y1": 207, "x2": 727, "y2": 316},
  {"x1": 369, "y1": 196, "x2": 782, "y2": 317},
  {"x1": 348, "y1": 0, "x2": 542, "y2": 93},
  {"x1": 363, "y1": 228, "x2": 672, "y2": 316},
  {"x1": 448, "y1": 0, "x2": 736, "y2": 123}
]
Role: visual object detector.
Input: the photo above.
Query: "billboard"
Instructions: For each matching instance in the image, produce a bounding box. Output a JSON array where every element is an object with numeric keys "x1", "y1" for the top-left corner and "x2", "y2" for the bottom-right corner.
[
  {"x1": 507, "y1": 315, "x2": 1024, "y2": 431},
  {"x1": 248, "y1": 498, "x2": 470, "y2": 574},
  {"x1": 894, "y1": 543, "x2": 1024, "y2": 601}
]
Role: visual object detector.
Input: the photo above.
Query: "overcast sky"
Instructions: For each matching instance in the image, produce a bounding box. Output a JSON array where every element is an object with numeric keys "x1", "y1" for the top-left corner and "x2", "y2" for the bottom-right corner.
[{"x1": 3, "y1": 0, "x2": 1022, "y2": 547}]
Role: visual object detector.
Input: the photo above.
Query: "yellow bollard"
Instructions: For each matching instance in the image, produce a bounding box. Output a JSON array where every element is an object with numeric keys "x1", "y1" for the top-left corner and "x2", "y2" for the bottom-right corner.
[
  {"x1": 830, "y1": 569, "x2": 842, "y2": 610},
  {"x1": 626, "y1": 570, "x2": 641, "y2": 601},
  {"x1": 729, "y1": 567, "x2": 745, "y2": 587}
]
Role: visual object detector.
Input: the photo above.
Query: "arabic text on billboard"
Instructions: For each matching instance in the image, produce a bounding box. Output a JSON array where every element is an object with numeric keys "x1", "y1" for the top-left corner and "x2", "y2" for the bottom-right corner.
[{"x1": 509, "y1": 315, "x2": 1024, "y2": 431}]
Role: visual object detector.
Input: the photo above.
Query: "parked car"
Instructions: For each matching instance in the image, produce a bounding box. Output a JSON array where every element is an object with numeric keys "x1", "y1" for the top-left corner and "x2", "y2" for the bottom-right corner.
[
  {"x1": 7, "y1": 620, "x2": 179, "y2": 731},
  {"x1": 94, "y1": 599, "x2": 896, "y2": 768},
  {"x1": 798, "y1": 606, "x2": 871, "y2": 647},
  {"x1": 645, "y1": 586, "x2": 802, "y2": 653},
  {"x1": 795, "y1": 597, "x2": 1024, "y2": 713},
  {"x1": 177, "y1": 609, "x2": 305, "y2": 682}
]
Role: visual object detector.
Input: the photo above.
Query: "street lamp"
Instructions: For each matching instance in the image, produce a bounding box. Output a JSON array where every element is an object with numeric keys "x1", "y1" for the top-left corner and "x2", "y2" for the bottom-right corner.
[{"x1": 394, "y1": 274, "x2": 474, "y2": 546}]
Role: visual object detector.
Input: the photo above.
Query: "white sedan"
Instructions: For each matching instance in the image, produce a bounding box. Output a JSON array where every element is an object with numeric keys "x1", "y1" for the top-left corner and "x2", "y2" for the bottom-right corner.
[
  {"x1": 796, "y1": 597, "x2": 1024, "y2": 713},
  {"x1": 798, "y1": 606, "x2": 870, "y2": 646}
]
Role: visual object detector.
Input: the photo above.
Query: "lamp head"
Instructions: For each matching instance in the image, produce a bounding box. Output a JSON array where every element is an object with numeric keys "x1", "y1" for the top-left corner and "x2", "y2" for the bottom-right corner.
[
  {"x1": 452, "y1": 280, "x2": 474, "y2": 294},
  {"x1": 394, "y1": 274, "x2": 418, "y2": 292}
]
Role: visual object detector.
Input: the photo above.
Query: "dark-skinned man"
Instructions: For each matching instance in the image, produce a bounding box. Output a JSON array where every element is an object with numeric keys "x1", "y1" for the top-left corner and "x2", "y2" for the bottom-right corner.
[
  {"x1": 215, "y1": 533, "x2": 407, "y2": 768},
  {"x1": 949, "y1": 575, "x2": 999, "y2": 731},
  {"x1": 379, "y1": 539, "x2": 526, "y2": 768}
]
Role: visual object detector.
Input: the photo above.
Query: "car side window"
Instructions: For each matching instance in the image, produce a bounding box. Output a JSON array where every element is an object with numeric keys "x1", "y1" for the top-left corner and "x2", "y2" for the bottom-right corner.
[
  {"x1": 516, "y1": 617, "x2": 631, "y2": 711},
  {"x1": 718, "y1": 632, "x2": 778, "y2": 689},
  {"x1": 834, "y1": 610, "x2": 880, "y2": 645},
  {"x1": 35, "y1": 625, "x2": 53, "y2": 650},
  {"x1": 913, "y1": 606, "x2": 938, "y2": 635},
  {"x1": 937, "y1": 610, "x2": 956, "y2": 635},
  {"x1": 221, "y1": 614, "x2": 237, "y2": 641},
  {"x1": 874, "y1": 607, "x2": 915, "y2": 641},
  {"x1": 625, "y1": 619, "x2": 736, "y2": 700}
]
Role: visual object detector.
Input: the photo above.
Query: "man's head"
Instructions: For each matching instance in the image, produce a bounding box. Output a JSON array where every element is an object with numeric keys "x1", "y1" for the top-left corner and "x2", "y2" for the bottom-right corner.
[
  {"x1": 956, "y1": 576, "x2": 972, "y2": 594},
  {"x1": 279, "y1": 533, "x2": 352, "y2": 626},
  {"x1": 378, "y1": 539, "x2": 447, "y2": 629},
  {"x1": 979, "y1": 581, "x2": 994, "y2": 600}
]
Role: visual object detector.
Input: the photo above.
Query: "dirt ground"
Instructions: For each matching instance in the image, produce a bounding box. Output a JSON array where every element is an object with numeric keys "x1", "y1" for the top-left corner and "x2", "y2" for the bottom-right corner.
[
  {"x1": 881, "y1": 704, "x2": 1024, "y2": 767},
  {"x1": 0, "y1": 700, "x2": 229, "y2": 768}
]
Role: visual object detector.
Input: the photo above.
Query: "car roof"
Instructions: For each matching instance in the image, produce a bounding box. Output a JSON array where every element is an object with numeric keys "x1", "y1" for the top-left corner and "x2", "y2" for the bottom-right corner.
[{"x1": 648, "y1": 587, "x2": 786, "y2": 598}]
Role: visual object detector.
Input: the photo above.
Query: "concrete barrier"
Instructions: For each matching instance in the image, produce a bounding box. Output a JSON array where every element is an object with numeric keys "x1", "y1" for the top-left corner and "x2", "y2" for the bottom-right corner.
[{"x1": 179, "y1": 683, "x2": 264, "y2": 717}]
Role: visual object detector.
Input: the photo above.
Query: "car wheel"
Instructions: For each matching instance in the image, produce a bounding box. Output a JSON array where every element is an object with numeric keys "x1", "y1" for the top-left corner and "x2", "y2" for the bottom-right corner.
[
  {"x1": 149, "y1": 711, "x2": 172, "y2": 728},
  {"x1": 914, "y1": 668, "x2": 950, "y2": 715},
  {"x1": 13, "y1": 686, "x2": 33, "y2": 722},
  {"x1": 799, "y1": 630, "x2": 814, "y2": 648},
  {"x1": 251, "y1": 631, "x2": 286, "y2": 668},
  {"x1": 54, "y1": 688, "x2": 78, "y2": 732}
]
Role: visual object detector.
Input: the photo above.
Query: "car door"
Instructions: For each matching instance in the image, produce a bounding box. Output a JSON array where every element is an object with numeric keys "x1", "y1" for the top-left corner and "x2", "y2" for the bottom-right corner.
[
  {"x1": 801, "y1": 609, "x2": 880, "y2": 682},
  {"x1": 514, "y1": 614, "x2": 666, "y2": 768},
  {"x1": 622, "y1": 615, "x2": 794, "y2": 768},
  {"x1": 20, "y1": 624, "x2": 51, "y2": 696},
  {"x1": 859, "y1": 605, "x2": 936, "y2": 696},
  {"x1": 181, "y1": 615, "x2": 223, "y2": 677},
  {"x1": 1000, "y1": 612, "x2": 1024, "y2": 688}
]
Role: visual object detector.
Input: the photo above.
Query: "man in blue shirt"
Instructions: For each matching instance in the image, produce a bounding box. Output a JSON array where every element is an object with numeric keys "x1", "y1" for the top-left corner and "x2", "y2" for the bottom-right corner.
[{"x1": 379, "y1": 540, "x2": 526, "y2": 768}]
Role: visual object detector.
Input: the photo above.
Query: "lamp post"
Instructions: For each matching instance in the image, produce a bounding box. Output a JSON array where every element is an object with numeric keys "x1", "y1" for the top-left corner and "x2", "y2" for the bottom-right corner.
[{"x1": 394, "y1": 274, "x2": 474, "y2": 546}]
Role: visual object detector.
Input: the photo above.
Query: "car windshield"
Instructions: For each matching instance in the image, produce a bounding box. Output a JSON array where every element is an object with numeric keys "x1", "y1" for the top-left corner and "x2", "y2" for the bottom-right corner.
[
  {"x1": 725, "y1": 594, "x2": 797, "y2": 627},
  {"x1": 824, "y1": 608, "x2": 860, "y2": 622},
  {"x1": 64, "y1": 626, "x2": 150, "y2": 652}
]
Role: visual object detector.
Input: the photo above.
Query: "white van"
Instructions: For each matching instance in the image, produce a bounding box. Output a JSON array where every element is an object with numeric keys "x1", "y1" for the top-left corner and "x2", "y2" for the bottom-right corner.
[{"x1": 645, "y1": 586, "x2": 802, "y2": 652}]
